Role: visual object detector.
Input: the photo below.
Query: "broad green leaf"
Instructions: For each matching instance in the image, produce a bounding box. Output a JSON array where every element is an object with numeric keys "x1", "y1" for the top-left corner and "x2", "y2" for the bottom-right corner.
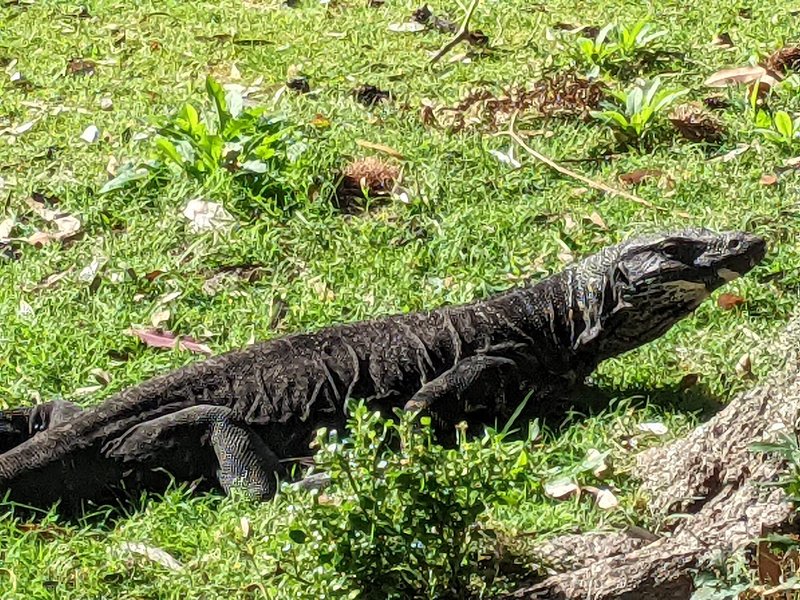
[
  {"x1": 774, "y1": 111, "x2": 794, "y2": 140},
  {"x1": 177, "y1": 103, "x2": 202, "y2": 136},
  {"x1": 653, "y1": 89, "x2": 689, "y2": 113},
  {"x1": 625, "y1": 87, "x2": 643, "y2": 115},
  {"x1": 154, "y1": 137, "x2": 185, "y2": 167},
  {"x1": 595, "y1": 22, "x2": 615, "y2": 46},
  {"x1": 98, "y1": 164, "x2": 152, "y2": 194},
  {"x1": 225, "y1": 87, "x2": 244, "y2": 119},
  {"x1": 643, "y1": 78, "x2": 662, "y2": 108},
  {"x1": 288, "y1": 529, "x2": 307, "y2": 544},
  {"x1": 205, "y1": 75, "x2": 230, "y2": 132},
  {"x1": 240, "y1": 160, "x2": 268, "y2": 173}
]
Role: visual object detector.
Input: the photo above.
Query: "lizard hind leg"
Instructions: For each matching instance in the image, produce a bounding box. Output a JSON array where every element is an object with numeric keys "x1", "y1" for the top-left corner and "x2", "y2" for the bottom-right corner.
[{"x1": 103, "y1": 405, "x2": 282, "y2": 502}]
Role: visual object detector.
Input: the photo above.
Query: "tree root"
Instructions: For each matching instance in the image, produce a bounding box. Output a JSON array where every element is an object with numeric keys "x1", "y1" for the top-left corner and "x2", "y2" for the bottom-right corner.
[{"x1": 503, "y1": 315, "x2": 800, "y2": 599}]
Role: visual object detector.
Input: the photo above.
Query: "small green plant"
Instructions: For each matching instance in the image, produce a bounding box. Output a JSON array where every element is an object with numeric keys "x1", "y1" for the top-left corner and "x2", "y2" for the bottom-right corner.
[
  {"x1": 283, "y1": 403, "x2": 537, "y2": 599},
  {"x1": 755, "y1": 110, "x2": 800, "y2": 150},
  {"x1": 591, "y1": 77, "x2": 688, "y2": 144},
  {"x1": 575, "y1": 18, "x2": 667, "y2": 76},
  {"x1": 101, "y1": 76, "x2": 308, "y2": 211}
]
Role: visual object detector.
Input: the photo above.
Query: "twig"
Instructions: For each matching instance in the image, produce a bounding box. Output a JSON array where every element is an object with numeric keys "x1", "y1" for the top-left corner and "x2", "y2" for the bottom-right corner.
[
  {"x1": 430, "y1": 0, "x2": 481, "y2": 64},
  {"x1": 498, "y1": 114, "x2": 662, "y2": 211}
]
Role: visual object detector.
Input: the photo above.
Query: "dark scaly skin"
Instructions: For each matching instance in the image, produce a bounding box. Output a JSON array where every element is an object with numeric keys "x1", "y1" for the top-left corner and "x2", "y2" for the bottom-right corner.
[{"x1": 0, "y1": 229, "x2": 766, "y2": 511}]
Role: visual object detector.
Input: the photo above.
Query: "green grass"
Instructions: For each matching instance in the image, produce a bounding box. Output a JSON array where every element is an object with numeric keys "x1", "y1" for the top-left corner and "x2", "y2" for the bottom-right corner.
[{"x1": 1, "y1": 0, "x2": 799, "y2": 596}]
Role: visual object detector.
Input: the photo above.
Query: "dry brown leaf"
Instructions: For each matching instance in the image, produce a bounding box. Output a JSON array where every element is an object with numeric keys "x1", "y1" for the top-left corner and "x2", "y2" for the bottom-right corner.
[
  {"x1": 0, "y1": 217, "x2": 15, "y2": 239},
  {"x1": 619, "y1": 169, "x2": 664, "y2": 186},
  {"x1": 765, "y1": 45, "x2": 800, "y2": 76},
  {"x1": 90, "y1": 367, "x2": 112, "y2": 385},
  {"x1": 757, "y1": 538, "x2": 783, "y2": 587},
  {"x1": 150, "y1": 309, "x2": 170, "y2": 328},
  {"x1": 760, "y1": 173, "x2": 778, "y2": 186},
  {"x1": 585, "y1": 211, "x2": 608, "y2": 230},
  {"x1": 182, "y1": 198, "x2": 234, "y2": 232},
  {"x1": 156, "y1": 290, "x2": 181, "y2": 306},
  {"x1": 711, "y1": 32, "x2": 734, "y2": 49},
  {"x1": 679, "y1": 373, "x2": 700, "y2": 390},
  {"x1": 127, "y1": 328, "x2": 213, "y2": 356},
  {"x1": 583, "y1": 486, "x2": 619, "y2": 510},
  {"x1": 637, "y1": 422, "x2": 668, "y2": 436},
  {"x1": 24, "y1": 196, "x2": 81, "y2": 244},
  {"x1": 544, "y1": 478, "x2": 580, "y2": 500},
  {"x1": 712, "y1": 143, "x2": 750, "y2": 163},
  {"x1": 354, "y1": 139, "x2": 404, "y2": 159},
  {"x1": 66, "y1": 58, "x2": 96, "y2": 76},
  {"x1": 74, "y1": 385, "x2": 103, "y2": 396},
  {"x1": 119, "y1": 542, "x2": 183, "y2": 571},
  {"x1": 704, "y1": 65, "x2": 767, "y2": 87},
  {"x1": 717, "y1": 292, "x2": 745, "y2": 310},
  {"x1": 735, "y1": 353, "x2": 753, "y2": 379},
  {"x1": 669, "y1": 103, "x2": 725, "y2": 143}
]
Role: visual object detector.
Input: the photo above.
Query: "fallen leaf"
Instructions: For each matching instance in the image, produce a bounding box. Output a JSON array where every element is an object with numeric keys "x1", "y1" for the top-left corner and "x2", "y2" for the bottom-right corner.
[
  {"x1": 488, "y1": 148, "x2": 521, "y2": 168},
  {"x1": 717, "y1": 292, "x2": 745, "y2": 310},
  {"x1": 757, "y1": 538, "x2": 783, "y2": 587},
  {"x1": 352, "y1": 84, "x2": 392, "y2": 107},
  {"x1": 619, "y1": 169, "x2": 664, "y2": 185},
  {"x1": 18, "y1": 299, "x2": 34, "y2": 318},
  {"x1": 80, "y1": 124, "x2": 100, "y2": 143},
  {"x1": 679, "y1": 373, "x2": 700, "y2": 390},
  {"x1": 150, "y1": 309, "x2": 170, "y2": 328},
  {"x1": 156, "y1": 290, "x2": 181, "y2": 306},
  {"x1": 387, "y1": 21, "x2": 426, "y2": 33},
  {"x1": 747, "y1": 74, "x2": 779, "y2": 102},
  {"x1": 310, "y1": 113, "x2": 331, "y2": 128},
  {"x1": 354, "y1": 139, "x2": 404, "y2": 159},
  {"x1": 99, "y1": 97, "x2": 113, "y2": 111},
  {"x1": 760, "y1": 173, "x2": 778, "y2": 186},
  {"x1": 637, "y1": 422, "x2": 668, "y2": 436},
  {"x1": 704, "y1": 65, "x2": 767, "y2": 87},
  {"x1": 735, "y1": 353, "x2": 753, "y2": 379},
  {"x1": 24, "y1": 196, "x2": 82, "y2": 244},
  {"x1": 310, "y1": 278, "x2": 335, "y2": 302},
  {"x1": 583, "y1": 448, "x2": 609, "y2": 478},
  {"x1": 144, "y1": 270, "x2": 165, "y2": 281},
  {"x1": 583, "y1": 486, "x2": 619, "y2": 510},
  {"x1": 10, "y1": 121, "x2": 35, "y2": 136},
  {"x1": 711, "y1": 143, "x2": 750, "y2": 163},
  {"x1": 66, "y1": 58, "x2": 96, "y2": 76},
  {"x1": 78, "y1": 258, "x2": 105, "y2": 284},
  {"x1": 118, "y1": 542, "x2": 183, "y2": 571},
  {"x1": 0, "y1": 217, "x2": 15, "y2": 239},
  {"x1": 784, "y1": 156, "x2": 800, "y2": 168},
  {"x1": 182, "y1": 198, "x2": 234, "y2": 232},
  {"x1": 711, "y1": 32, "x2": 734, "y2": 49},
  {"x1": 74, "y1": 385, "x2": 103, "y2": 396},
  {"x1": 127, "y1": 328, "x2": 213, "y2": 356},
  {"x1": 544, "y1": 478, "x2": 580, "y2": 500},
  {"x1": 240, "y1": 516, "x2": 251, "y2": 539},
  {"x1": 586, "y1": 211, "x2": 608, "y2": 230},
  {"x1": 90, "y1": 367, "x2": 112, "y2": 385}
]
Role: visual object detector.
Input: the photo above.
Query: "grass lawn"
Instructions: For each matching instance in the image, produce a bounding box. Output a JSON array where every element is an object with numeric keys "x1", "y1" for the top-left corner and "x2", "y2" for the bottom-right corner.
[{"x1": 1, "y1": 0, "x2": 799, "y2": 597}]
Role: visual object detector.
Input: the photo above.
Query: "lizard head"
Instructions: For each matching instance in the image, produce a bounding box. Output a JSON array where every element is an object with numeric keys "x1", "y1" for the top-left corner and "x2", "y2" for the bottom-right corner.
[{"x1": 571, "y1": 229, "x2": 766, "y2": 359}]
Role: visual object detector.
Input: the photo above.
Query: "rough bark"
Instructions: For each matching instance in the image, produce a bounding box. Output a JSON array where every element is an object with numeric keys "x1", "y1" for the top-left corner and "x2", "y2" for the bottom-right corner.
[{"x1": 503, "y1": 315, "x2": 800, "y2": 599}]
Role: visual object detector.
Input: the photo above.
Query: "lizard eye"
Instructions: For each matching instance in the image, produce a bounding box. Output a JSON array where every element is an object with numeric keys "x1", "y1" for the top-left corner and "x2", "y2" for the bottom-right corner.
[
  {"x1": 661, "y1": 243, "x2": 682, "y2": 259},
  {"x1": 728, "y1": 238, "x2": 740, "y2": 250}
]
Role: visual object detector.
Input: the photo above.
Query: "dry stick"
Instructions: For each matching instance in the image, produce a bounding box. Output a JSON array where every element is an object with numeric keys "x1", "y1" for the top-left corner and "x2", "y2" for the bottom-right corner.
[
  {"x1": 430, "y1": 0, "x2": 481, "y2": 64},
  {"x1": 498, "y1": 115, "x2": 662, "y2": 211}
]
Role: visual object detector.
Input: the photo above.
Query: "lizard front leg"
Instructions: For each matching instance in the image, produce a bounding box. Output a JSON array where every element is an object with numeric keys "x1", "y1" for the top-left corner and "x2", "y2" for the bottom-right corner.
[
  {"x1": 404, "y1": 354, "x2": 523, "y2": 443},
  {"x1": 102, "y1": 405, "x2": 282, "y2": 501}
]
